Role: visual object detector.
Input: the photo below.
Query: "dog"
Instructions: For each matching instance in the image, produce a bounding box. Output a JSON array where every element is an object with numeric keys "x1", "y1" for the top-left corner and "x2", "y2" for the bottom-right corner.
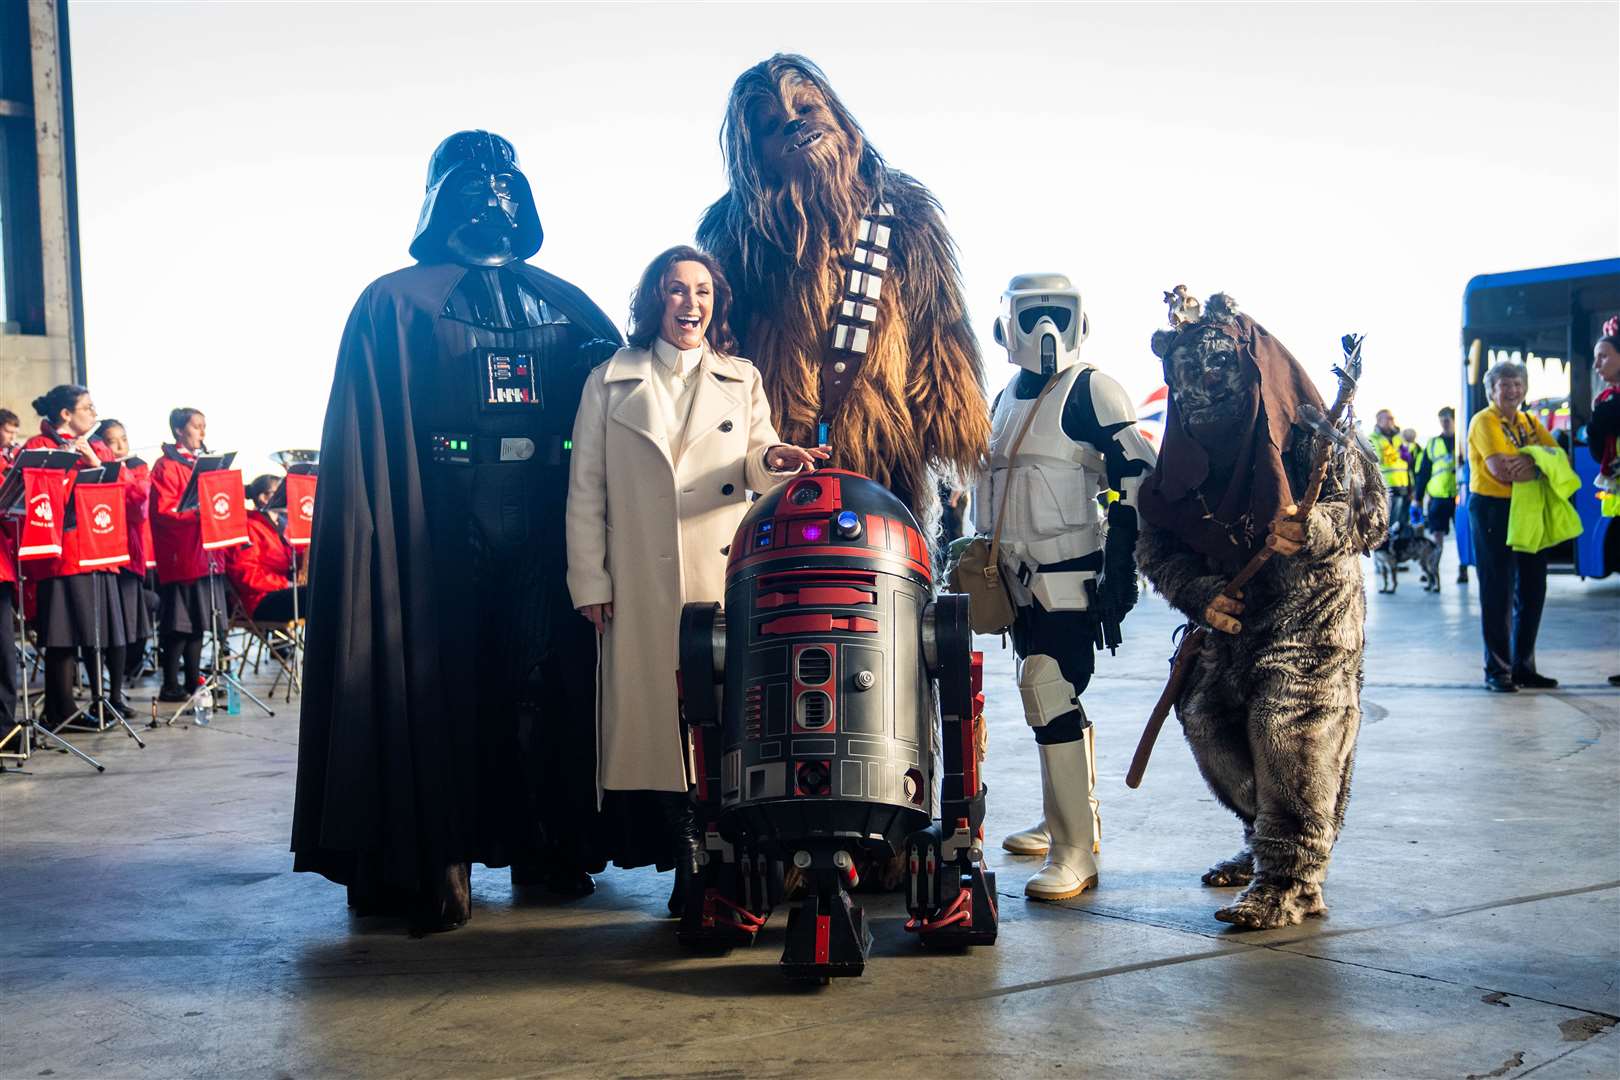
[{"x1": 1376, "y1": 529, "x2": 1440, "y2": 594}]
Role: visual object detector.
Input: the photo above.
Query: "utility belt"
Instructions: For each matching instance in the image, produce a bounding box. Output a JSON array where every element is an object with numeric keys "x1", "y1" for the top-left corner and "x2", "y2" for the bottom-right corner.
[{"x1": 428, "y1": 432, "x2": 570, "y2": 467}]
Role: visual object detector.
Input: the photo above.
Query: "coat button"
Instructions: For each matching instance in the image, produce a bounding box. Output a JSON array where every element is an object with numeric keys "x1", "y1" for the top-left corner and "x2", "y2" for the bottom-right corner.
[
  {"x1": 721, "y1": 483, "x2": 735, "y2": 495},
  {"x1": 720, "y1": 420, "x2": 734, "y2": 432}
]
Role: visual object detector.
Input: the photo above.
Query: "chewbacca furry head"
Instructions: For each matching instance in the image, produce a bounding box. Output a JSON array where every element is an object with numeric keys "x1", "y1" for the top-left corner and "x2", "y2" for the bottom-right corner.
[
  {"x1": 697, "y1": 55, "x2": 989, "y2": 537},
  {"x1": 712, "y1": 54, "x2": 886, "y2": 277}
]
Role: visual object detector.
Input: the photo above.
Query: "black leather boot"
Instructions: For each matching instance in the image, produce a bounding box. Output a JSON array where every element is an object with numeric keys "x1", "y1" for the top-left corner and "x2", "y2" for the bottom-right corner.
[
  {"x1": 659, "y1": 791, "x2": 702, "y2": 917},
  {"x1": 408, "y1": 861, "x2": 472, "y2": 935}
]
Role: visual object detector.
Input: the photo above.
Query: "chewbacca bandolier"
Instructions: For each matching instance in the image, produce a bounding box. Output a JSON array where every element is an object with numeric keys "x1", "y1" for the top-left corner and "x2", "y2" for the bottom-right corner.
[
  {"x1": 1136, "y1": 293, "x2": 1386, "y2": 929},
  {"x1": 697, "y1": 54, "x2": 988, "y2": 536}
]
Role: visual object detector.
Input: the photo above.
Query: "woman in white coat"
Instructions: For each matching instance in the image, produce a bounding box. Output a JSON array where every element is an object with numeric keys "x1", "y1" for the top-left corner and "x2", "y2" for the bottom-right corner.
[{"x1": 566, "y1": 245, "x2": 827, "y2": 912}]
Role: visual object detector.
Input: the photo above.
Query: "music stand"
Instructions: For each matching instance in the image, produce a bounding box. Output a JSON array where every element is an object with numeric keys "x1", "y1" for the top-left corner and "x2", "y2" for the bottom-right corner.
[
  {"x1": 264, "y1": 463, "x2": 315, "y2": 696},
  {"x1": 0, "y1": 450, "x2": 107, "y2": 772},
  {"x1": 165, "y1": 452, "x2": 275, "y2": 725},
  {"x1": 52, "y1": 463, "x2": 148, "y2": 750}
]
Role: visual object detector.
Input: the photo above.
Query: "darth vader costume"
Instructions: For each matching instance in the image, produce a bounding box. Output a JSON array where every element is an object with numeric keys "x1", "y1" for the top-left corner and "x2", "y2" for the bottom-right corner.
[{"x1": 291, "y1": 131, "x2": 629, "y2": 932}]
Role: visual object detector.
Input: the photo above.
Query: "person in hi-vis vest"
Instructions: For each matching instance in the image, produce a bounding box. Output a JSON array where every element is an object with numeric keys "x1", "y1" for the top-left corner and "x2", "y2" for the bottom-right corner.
[{"x1": 1370, "y1": 409, "x2": 1410, "y2": 548}]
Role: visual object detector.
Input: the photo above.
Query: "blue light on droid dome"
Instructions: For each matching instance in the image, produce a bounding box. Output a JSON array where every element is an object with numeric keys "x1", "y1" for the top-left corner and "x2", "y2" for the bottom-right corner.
[{"x1": 836, "y1": 511, "x2": 859, "y2": 529}]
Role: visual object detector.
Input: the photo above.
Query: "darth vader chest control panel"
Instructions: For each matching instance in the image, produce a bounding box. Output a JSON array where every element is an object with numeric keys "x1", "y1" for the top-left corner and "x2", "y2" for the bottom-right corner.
[{"x1": 427, "y1": 267, "x2": 580, "y2": 470}]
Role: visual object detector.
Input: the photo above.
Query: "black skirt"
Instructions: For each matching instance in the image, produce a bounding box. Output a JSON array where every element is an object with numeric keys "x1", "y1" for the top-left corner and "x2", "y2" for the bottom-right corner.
[
  {"x1": 117, "y1": 571, "x2": 153, "y2": 643},
  {"x1": 34, "y1": 572, "x2": 129, "y2": 649},
  {"x1": 158, "y1": 576, "x2": 227, "y2": 637}
]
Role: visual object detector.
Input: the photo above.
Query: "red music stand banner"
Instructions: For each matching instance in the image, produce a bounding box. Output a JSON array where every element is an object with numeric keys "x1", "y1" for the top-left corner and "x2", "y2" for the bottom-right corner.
[
  {"x1": 19, "y1": 467, "x2": 66, "y2": 560},
  {"x1": 74, "y1": 481, "x2": 131, "y2": 569},
  {"x1": 198, "y1": 469, "x2": 250, "y2": 551},
  {"x1": 283, "y1": 473, "x2": 317, "y2": 548}
]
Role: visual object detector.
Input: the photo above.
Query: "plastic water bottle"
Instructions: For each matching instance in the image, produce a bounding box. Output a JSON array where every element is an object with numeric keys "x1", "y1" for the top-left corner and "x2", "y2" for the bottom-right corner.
[
  {"x1": 194, "y1": 677, "x2": 211, "y2": 726},
  {"x1": 226, "y1": 680, "x2": 240, "y2": 716}
]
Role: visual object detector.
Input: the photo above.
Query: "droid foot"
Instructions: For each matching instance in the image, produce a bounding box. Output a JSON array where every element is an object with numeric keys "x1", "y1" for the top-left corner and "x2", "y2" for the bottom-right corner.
[
  {"x1": 782, "y1": 872, "x2": 871, "y2": 980},
  {"x1": 1214, "y1": 876, "x2": 1325, "y2": 930}
]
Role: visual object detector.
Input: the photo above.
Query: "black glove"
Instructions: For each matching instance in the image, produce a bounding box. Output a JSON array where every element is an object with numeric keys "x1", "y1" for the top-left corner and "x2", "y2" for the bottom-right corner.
[{"x1": 1098, "y1": 502, "x2": 1140, "y2": 618}]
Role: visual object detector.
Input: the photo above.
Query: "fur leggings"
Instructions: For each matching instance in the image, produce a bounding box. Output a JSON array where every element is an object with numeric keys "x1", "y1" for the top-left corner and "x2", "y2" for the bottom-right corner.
[{"x1": 1180, "y1": 637, "x2": 1361, "y2": 886}]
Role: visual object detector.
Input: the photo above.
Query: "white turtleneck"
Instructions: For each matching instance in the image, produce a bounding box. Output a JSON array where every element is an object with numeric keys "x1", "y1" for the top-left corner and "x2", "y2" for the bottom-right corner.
[{"x1": 650, "y1": 336, "x2": 705, "y2": 457}]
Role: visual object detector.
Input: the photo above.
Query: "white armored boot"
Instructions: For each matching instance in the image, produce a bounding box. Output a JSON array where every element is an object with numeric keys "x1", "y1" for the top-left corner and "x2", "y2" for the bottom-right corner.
[
  {"x1": 1024, "y1": 735, "x2": 1099, "y2": 901},
  {"x1": 1085, "y1": 723, "x2": 1101, "y2": 854},
  {"x1": 1004, "y1": 725, "x2": 1101, "y2": 857},
  {"x1": 1002, "y1": 818, "x2": 1049, "y2": 856}
]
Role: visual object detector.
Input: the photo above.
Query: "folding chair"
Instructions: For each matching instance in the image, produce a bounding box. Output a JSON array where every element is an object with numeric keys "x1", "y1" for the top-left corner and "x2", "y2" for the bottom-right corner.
[{"x1": 224, "y1": 583, "x2": 302, "y2": 703}]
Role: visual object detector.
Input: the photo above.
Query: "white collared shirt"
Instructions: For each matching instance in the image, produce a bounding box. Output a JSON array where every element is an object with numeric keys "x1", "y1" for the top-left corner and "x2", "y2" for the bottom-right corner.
[{"x1": 650, "y1": 336, "x2": 704, "y2": 457}]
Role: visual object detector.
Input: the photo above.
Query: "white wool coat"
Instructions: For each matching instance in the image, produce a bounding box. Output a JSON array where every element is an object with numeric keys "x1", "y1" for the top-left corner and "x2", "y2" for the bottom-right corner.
[{"x1": 566, "y1": 344, "x2": 794, "y2": 793}]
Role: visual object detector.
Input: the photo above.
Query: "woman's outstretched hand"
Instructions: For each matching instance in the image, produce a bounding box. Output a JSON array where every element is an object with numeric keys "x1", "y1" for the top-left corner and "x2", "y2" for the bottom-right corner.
[
  {"x1": 579, "y1": 602, "x2": 613, "y2": 634},
  {"x1": 767, "y1": 443, "x2": 831, "y2": 472}
]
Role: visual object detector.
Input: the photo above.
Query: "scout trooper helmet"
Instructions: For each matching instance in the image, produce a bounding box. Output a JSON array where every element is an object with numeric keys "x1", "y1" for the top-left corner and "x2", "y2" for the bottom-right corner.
[{"x1": 994, "y1": 273, "x2": 1089, "y2": 376}]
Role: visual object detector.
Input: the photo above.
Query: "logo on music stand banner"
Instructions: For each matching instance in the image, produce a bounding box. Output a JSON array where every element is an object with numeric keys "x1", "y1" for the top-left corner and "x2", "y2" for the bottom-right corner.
[
  {"x1": 198, "y1": 469, "x2": 250, "y2": 551},
  {"x1": 74, "y1": 481, "x2": 130, "y2": 568},
  {"x1": 283, "y1": 472, "x2": 317, "y2": 547},
  {"x1": 19, "y1": 467, "x2": 65, "y2": 560}
]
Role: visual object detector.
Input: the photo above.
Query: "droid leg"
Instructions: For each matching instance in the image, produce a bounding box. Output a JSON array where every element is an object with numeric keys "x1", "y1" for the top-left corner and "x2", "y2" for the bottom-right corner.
[
  {"x1": 907, "y1": 596, "x2": 998, "y2": 946},
  {"x1": 675, "y1": 722, "x2": 769, "y2": 949},
  {"x1": 1018, "y1": 653, "x2": 1099, "y2": 900}
]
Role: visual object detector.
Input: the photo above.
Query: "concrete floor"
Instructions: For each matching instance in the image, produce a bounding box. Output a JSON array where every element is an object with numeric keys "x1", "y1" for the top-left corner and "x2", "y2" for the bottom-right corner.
[{"x1": 3, "y1": 551, "x2": 1617, "y2": 1079}]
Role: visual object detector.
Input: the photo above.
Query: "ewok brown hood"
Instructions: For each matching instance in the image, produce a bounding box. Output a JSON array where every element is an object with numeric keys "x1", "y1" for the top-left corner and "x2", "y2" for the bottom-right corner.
[{"x1": 1138, "y1": 294, "x2": 1327, "y2": 573}]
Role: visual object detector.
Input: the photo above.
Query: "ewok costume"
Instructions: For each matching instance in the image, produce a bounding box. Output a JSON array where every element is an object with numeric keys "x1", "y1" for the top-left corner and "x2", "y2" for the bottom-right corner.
[
  {"x1": 697, "y1": 54, "x2": 989, "y2": 535},
  {"x1": 1135, "y1": 293, "x2": 1386, "y2": 929}
]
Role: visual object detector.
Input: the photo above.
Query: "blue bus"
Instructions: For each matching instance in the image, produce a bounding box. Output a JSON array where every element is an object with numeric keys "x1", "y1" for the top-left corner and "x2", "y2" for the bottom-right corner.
[{"x1": 1456, "y1": 258, "x2": 1620, "y2": 578}]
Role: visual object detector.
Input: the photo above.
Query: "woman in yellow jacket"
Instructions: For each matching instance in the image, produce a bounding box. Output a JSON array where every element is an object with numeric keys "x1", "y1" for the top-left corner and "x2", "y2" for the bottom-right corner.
[{"x1": 1466, "y1": 360, "x2": 1559, "y2": 693}]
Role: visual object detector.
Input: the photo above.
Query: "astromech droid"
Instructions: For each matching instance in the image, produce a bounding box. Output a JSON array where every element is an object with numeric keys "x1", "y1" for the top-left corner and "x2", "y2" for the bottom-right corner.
[{"x1": 678, "y1": 469, "x2": 998, "y2": 981}]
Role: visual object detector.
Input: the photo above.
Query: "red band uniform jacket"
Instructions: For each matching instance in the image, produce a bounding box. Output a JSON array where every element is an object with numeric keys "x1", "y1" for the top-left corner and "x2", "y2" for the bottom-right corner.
[
  {"x1": 225, "y1": 509, "x2": 292, "y2": 618},
  {"x1": 150, "y1": 445, "x2": 210, "y2": 584}
]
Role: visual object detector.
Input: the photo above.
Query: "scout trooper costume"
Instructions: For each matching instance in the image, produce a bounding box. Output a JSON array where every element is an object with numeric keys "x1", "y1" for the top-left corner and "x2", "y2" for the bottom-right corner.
[{"x1": 975, "y1": 274, "x2": 1156, "y2": 900}]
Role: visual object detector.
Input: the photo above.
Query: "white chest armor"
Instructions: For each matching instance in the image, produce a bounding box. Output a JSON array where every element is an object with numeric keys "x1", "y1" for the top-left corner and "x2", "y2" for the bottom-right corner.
[{"x1": 976, "y1": 365, "x2": 1108, "y2": 610}]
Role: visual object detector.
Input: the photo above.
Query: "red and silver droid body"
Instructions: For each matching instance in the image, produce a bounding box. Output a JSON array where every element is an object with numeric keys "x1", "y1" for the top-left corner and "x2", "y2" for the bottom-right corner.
[{"x1": 679, "y1": 469, "x2": 998, "y2": 980}]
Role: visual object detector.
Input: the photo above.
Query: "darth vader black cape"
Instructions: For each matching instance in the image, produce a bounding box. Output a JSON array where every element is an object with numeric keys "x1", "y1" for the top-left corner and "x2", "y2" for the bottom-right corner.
[{"x1": 291, "y1": 260, "x2": 667, "y2": 898}]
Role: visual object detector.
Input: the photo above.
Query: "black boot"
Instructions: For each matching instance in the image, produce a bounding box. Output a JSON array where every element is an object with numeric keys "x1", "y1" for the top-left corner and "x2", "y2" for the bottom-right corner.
[
  {"x1": 511, "y1": 853, "x2": 596, "y2": 899},
  {"x1": 158, "y1": 631, "x2": 186, "y2": 700},
  {"x1": 408, "y1": 861, "x2": 472, "y2": 935},
  {"x1": 659, "y1": 791, "x2": 702, "y2": 917}
]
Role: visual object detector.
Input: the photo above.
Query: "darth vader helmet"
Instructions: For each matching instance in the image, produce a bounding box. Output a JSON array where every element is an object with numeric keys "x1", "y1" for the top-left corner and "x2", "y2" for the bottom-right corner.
[{"x1": 408, "y1": 130, "x2": 543, "y2": 266}]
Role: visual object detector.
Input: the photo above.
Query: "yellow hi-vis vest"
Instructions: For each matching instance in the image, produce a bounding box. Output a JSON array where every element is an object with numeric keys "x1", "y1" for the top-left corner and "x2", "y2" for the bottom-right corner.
[
  {"x1": 1424, "y1": 435, "x2": 1456, "y2": 499},
  {"x1": 1373, "y1": 430, "x2": 1410, "y2": 488}
]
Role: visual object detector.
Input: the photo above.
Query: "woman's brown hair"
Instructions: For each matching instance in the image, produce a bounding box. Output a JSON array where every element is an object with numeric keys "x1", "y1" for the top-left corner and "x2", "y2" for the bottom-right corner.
[{"x1": 627, "y1": 245, "x2": 738, "y2": 355}]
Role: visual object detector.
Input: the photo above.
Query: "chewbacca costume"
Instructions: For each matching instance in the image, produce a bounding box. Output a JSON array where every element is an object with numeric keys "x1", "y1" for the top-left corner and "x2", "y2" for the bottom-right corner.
[
  {"x1": 1135, "y1": 295, "x2": 1386, "y2": 929},
  {"x1": 697, "y1": 54, "x2": 988, "y2": 534}
]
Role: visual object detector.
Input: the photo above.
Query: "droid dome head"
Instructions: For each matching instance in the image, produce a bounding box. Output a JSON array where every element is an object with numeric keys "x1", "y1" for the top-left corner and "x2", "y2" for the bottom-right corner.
[
  {"x1": 994, "y1": 273, "x2": 1089, "y2": 376},
  {"x1": 409, "y1": 130, "x2": 543, "y2": 267}
]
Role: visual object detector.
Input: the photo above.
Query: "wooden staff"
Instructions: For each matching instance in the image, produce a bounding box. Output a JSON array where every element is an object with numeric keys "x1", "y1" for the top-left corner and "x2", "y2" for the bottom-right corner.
[{"x1": 1126, "y1": 343, "x2": 1361, "y2": 789}]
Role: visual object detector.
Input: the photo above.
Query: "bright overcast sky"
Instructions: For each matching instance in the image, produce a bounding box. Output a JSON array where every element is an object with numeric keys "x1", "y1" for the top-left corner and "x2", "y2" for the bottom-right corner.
[{"x1": 68, "y1": 1, "x2": 1617, "y2": 476}]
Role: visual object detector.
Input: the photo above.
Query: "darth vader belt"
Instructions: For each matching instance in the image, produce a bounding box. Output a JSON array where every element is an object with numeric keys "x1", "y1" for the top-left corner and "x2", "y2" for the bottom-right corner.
[{"x1": 430, "y1": 432, "x2": 566, "y2": 466}]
